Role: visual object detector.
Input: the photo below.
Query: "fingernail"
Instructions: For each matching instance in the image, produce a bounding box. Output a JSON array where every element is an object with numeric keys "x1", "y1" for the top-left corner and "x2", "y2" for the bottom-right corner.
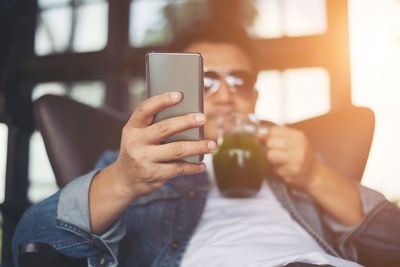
[
  {"x1": 171, "y1": 92, "x2": 181, "y2": 101},
  {"x1": 208, "y1": 141, "x2": 216, "y2": 150},
  {"x1": 196, "y1": 114, "x2": 205, "y2": 123}
]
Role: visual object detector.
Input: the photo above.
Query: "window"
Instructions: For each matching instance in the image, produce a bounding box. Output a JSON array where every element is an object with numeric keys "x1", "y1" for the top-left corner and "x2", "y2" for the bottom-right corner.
[
  {"x1": 249, "y1": 0, "x2": 327, "y2": 38},
  {"x1": 283, "y1": 68, "x2": 330, "y2": 123},
  {"x1": 255, "y1": 68, "x2": 330, "y2": 124},
  {"x1": 35, "y1": 0, "x2": 108, "y2": 55},
  {"x1": 130, "y1": 0, "x2": 171, "y2": 47},
  {"x1": 129, "y1": 0, "x2": 209, "y2": 47},
  {"x1": 28, "y1": 131, "x2": 58, "y2": 203},
  {"x1": 255, "y1": 71, "x2": 283, "y2": 123},
  {"x1": 32, "y1": 81, "x2": 106, "y2": 108},
  {"x1": 349, "y1": 0, "x2": 400, "y2": 204},
  {"x1": 0, "y1": 124, "x2": 8, "y2": 203},
  {"x1": 349, "y1": 0, "x2": 400, "y2": 202},
  {"x1": 69, "y1": 81, "x2": 106, "y2": 107},
  {"x1": 32, "y1": 82, "x2": 67, "y2": 101},
  {"x1": 129, "y1": 77, "x2": 147, "y2": 111},
  {"x1": 249, "y1": 0, "x2": 281, "y2": 38}
]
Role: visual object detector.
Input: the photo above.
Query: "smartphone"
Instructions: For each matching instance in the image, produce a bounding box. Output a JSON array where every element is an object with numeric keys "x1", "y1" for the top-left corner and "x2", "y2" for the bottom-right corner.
[{"x1": 146, "y1": 52, "x2": 204, "y2": 163}]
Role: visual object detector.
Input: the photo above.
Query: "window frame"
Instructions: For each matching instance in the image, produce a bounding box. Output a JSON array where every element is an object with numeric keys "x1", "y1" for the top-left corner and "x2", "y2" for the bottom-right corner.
[{"x1": 25, "y1": 0, "x2": 352, "y2": 112}]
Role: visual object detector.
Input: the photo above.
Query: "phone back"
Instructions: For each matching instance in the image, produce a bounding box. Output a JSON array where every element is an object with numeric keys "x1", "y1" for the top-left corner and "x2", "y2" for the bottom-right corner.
[{"x1": 146, "y1": 52, "x2": 204, "y2": 163}]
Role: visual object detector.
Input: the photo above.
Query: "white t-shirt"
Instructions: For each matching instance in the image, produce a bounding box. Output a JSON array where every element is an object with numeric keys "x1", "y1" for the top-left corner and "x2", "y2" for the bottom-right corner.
[{"x1": 180, "y1": 154, "x2": 362, "y2": 267}]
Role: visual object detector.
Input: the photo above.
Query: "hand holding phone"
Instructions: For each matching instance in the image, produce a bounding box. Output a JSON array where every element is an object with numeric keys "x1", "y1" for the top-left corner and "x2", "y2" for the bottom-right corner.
[
  {"x1": 146, "y1": 52, "x2": 205, "y2": 163},
  {"x1": 89, "y1": 56, "x2": 212, "y2": 233},
  {"x1": 108, "y1": 91, "x2": 215, "y2": 204}
]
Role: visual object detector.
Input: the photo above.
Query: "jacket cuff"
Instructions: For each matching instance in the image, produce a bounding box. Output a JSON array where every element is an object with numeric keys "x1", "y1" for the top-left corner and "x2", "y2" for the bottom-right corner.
[
  {"x1": 57, "y1": 169, "x2": 126, "y2": 259},
  {"x1": 355, "y1": 182, "x2": 386, "y2": 215},
  {"x1": 57, "y1": 169, "x2": 99, "y2": 232},
  {"x1": 322, "y1": 182, "x2": 387, "y2": 233}
]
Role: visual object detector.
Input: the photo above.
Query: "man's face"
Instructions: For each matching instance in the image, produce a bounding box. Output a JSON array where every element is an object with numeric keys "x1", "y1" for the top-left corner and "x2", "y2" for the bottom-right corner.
[{"x1": 184, "y1": 42, "x2": 258, "y2": 140}]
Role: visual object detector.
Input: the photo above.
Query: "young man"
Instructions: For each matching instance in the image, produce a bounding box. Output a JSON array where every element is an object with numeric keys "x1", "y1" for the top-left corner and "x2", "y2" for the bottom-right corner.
[{"x1": 12, "y1": 20, "x2": 400, "y2": 267}]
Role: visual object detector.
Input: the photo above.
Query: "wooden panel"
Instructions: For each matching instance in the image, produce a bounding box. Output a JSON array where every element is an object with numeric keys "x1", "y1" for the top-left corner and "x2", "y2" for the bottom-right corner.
[
  {"x1": 326, "y1": 0, "x2": 352, "y2": 109},
  {"x1": 24, "y1": 52, "x2": 106, "y2": 82},
  {"x1": 105, "y1": 0, "x2": 131, "y2": 111},
  {"x1": 255, "y1": 35, "x2": 330, "y2": 70}
]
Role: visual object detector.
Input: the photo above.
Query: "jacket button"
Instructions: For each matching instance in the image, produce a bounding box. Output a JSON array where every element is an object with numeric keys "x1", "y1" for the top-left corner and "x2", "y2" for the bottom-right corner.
[
  {"x1": 186, "y1": 190, "x2": 197, "y2": 198},
  {"x1": 171, "y1": 240, "x2": 180, "y2": 251},
  {"x1": 96, "y1": 257, "x2": 107, "y2": 266}
]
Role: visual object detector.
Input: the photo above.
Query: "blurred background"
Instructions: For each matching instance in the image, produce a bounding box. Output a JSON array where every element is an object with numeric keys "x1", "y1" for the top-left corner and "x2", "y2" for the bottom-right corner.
[{"x1": 0, "y1": 0, "x2": 400, "y2": 265}]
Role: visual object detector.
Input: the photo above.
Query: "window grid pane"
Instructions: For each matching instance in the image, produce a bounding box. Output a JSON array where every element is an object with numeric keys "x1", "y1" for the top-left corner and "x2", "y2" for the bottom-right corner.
[
  {"x1": 32, "y1": 81, "x2": 106, "y2": 108},
  {"x1": 255, "y1": 68, "x2": 330, "y2": 125},
  {"x1": 38, "y1": 0, "x2": 105, "y2": 10},
  {"x1": 0, "y1": 124, "x2": 8, "y2": 203},
  {"x1": 283, "y1": 67, "x2": 330, "y2": 123},
  {"x1": 28, "y1": 131, "x2": 58, "y2": 203},
  {"x1": 35, "y1": 1, "x2": 108, "y2": 56},
  {"x1": 129, "y1": 0, "x2": 210, "y2": 48},
  {"x1": 249, "y1": 0, "x2": 282, "y2": 38},
  {"x1": 73, "y1": 2, "x2": 108, "y2": 52},
  {"x1": 249, "y1": 0, "x2": 327, "y2": 39},
  {"x1": 284, "y1": 0, "x2": 327, "y2": 37},
  {"x1": 255, "y1": 71, "x2": 283, "y2": 124},
  {"x1": 38, "y1": 0, "x2": 70, "y2": 9},
  {"x1": 129, "y1": 78, "x2": 147, "y2": 111},
  {"x1": 70, "y1": 81, "x2": 106, "y2": 107},
  {"x1": 129, "y1": 0, "x2": 171, "y2": 47},
  {"x1": 35, "y1": 7, "x2": 73, "y2": 55}
]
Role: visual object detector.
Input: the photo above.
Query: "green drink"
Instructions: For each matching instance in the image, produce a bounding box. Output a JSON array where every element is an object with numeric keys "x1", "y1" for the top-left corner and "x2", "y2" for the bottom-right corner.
[{"x1": 213, "y1": 133, "x2": 267, "y2": 198}]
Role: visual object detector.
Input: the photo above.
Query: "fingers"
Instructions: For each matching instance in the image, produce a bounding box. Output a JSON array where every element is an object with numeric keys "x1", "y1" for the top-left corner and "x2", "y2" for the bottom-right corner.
[
  {"x1": 145, "y1": 112, "x2": 206, "y2": 144},
  {"x1": 266, "y1": 149, "x2": 289, "y2": 165},
  {"x1": 266, "y1": 137, "x2": 288, "y2": 150},
  {"x1": 268, "y1": 125, "x2": 292, "y2": 137},
  {"x1": 152, "y1": 140, "x2": 217, "y2": 162},
  {"x1": 156, "y1": 161, "x2": 207, "y2": 180},
  {"x1": 128, "y1": 92, "x2": 182, "y2": 128},
  {"x1": 265, "y1": 126, "x2": 304, "y2": 150}
]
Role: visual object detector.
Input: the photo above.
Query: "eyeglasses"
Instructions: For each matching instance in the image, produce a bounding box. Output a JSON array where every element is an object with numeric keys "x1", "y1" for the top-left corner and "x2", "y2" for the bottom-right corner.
[{"x1": 203, "y1": 68, "x2": 257, "y2": 97}]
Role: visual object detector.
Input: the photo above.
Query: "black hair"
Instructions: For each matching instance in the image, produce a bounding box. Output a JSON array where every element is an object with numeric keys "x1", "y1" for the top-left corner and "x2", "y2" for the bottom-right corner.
[{"x1": 170, "y1": 18, "x2": 260, "y2": 73}]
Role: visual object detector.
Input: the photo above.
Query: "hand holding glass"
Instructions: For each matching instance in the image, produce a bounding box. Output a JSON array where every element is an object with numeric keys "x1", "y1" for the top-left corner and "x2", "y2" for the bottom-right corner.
[{"x1": 213, "y1": 113, "x2": 269, "y2": 198}]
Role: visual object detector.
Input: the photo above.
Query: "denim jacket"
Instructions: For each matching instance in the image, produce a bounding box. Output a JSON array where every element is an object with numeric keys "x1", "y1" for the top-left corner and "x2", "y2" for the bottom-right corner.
[{"x1": 12, "y1": 151, "x2": 400, "y2": 267}]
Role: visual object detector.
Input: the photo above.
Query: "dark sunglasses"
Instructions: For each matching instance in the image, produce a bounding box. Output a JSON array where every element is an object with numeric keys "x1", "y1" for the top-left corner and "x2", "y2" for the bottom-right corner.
[{"x1": 203, "y1": 68, "x2": 257, "y2": 97}]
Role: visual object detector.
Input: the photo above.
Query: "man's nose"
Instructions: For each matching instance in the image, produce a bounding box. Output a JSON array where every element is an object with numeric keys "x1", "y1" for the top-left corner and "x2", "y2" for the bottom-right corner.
[{"x1": 213, "y1": 79, "x2": 233, "y2": 101}]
